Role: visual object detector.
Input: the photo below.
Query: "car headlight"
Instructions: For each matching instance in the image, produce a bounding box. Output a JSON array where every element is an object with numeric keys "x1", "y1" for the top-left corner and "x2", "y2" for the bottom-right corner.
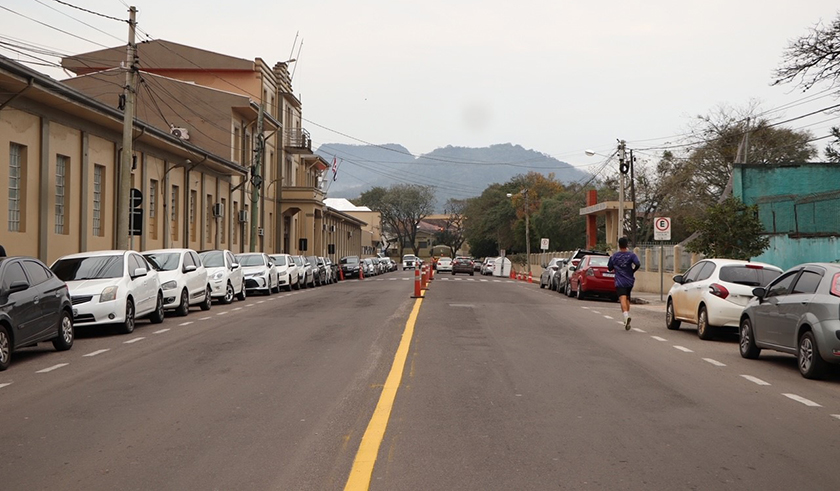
[
  {"x1": 161, "y1": 280, "x2": 178, "y2": 290},
  {"x1": 100, "y1": 285, "x2": 118, "y2": 302},
  {"x1": 212, "y1": 271, "x2": 224, "y2": 281}
]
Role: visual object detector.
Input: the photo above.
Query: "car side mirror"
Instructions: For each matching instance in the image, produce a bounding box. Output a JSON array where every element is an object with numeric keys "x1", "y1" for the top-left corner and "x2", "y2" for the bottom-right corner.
[
  {"x1": 132, "y1": 267, "x2": 148, "y2": 278},
  {"x1": 672, "y1": 274, "x2": 684, "y2": 284},
  {"x1": 268, "y1": 262, "x2": 274, "y2": 268},
  {"x1": 231, "y1": 262, "x2": 240, "y2": 270},
  {"x1": 752, "y1": 287, "x2": 766, "y2": 300},
  {"x1": 8, "y1": 280, "x2": 30, "y2": 293},
  {"x1": 184, "y1": 264, "x2": 197, "y2": 273},
  {"x1": 569, "y1": 266, "x2": 576, "y2": 272}
]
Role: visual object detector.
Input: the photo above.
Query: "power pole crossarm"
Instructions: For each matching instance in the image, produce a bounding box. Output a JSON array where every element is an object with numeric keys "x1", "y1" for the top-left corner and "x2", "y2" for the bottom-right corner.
[{"x1": 116, "y1": 6, "x2": 137, "y2": 250}]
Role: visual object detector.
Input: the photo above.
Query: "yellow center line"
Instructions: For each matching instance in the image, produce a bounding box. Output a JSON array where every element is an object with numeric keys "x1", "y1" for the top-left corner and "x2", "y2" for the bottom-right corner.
[{"x1": 344, "y1": 294, "x2": 424, "y2": 490}]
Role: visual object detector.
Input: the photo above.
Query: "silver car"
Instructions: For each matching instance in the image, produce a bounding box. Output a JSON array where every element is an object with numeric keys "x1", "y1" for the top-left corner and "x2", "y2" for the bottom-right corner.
[{"x1": 740, "y1": 262, "x2": 840, "y2": 379}]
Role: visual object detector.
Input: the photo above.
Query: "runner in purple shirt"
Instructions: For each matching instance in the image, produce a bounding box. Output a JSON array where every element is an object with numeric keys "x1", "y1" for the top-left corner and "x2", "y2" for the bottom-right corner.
[{"x1": 607, "y1": 237, "x2": 640, "y2": 330}]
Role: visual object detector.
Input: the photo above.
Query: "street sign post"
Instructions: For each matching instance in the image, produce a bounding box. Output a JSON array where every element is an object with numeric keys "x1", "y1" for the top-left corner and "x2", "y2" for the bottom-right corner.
[
  {"x1": 540, "y1": 238, "x2": 549, "y2": 250},
  {"x1": 654, "y1": 217, "x2": 671, "y2": 300}
]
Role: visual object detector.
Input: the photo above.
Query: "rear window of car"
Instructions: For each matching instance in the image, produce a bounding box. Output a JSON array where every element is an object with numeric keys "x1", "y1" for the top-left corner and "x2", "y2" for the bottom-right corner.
[
  {"x1": 341, "y1": 256, "x2": 359, "y2": 264},
  {"x1": 719, "y1": 265, "x2": 782, "y2": 287},
  {"x1": 588, "y1": 257, "x2": 609, "y2": 267}
]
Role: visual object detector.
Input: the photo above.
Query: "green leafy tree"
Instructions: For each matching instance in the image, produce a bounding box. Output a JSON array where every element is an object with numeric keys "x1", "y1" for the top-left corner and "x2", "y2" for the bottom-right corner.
[
  {"x1": 684, "y1": 197, "x2": 769, "y2": 260},
  {"x1": 357, "y1": 184, "x2": 436, "y2": 256},
  {"x1": 434, "y1": 199, "x2": 468, "y2": 257}
]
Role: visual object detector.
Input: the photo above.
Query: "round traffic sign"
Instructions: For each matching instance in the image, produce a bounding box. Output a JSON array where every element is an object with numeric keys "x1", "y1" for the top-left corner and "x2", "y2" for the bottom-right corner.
[{"x1": 655, "y1": 217, "x2": 671, "y2": 231}]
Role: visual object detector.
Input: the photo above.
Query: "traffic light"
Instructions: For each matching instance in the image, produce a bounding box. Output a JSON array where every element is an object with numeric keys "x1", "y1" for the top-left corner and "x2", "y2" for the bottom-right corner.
[{"x1": 620, "y1": 161, "x2": 630, "y2": 174}]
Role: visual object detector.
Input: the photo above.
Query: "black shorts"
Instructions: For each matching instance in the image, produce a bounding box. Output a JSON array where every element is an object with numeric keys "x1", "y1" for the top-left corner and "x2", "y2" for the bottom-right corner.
[{"x1": 616, "y1": 286, "x2": 633, "y2": 298}]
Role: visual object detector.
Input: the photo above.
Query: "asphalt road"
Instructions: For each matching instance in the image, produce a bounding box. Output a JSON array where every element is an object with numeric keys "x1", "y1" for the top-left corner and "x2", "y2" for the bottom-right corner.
[{"x1": 2, "y1": 271, "x2": 839, "y2": 490}]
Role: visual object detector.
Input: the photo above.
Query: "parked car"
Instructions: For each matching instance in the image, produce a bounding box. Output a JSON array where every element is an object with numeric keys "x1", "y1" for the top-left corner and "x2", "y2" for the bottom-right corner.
[
  {"x1": 325, "y1": 257, "x2": 340, "y2": 282},
  {"x1": 268, "y1": 254, "x2": 298, "y2": 291},
  {"x1": 451, "y1": 257, "x2": 474, "y2": 275},
  {"x1": 473, "y1": 258, "x2": 484, "y2": 272},
  {"x1": 402, "y1": 255, "x2": 419, "y2": 270},
  {"x1": 198, "y1": 249, "x2": 246, "y2": 303},
  {"x1": 666, "y1": 258, "x2": 782, "y2": 340},
  {"x1": 363, "y1": 257, "x2": 377, "y2": 277},
  {"x1": 436, "y1": 257, "x2": 453, "y2": 272},
  {"x1": 317, "y1": 257, "x2": 333, "y2": 284},
  {"x1": 340, "y1": 255, "x2": 362, "y2": 279},
  {"x1": 560, "y1": 250, "x2": 609, "y2": 296},
  {"x1": 306, "y1": 256, "x2": 326, "y2": 286},
  {"x1": 481, "y1": 258, "x2": 496, "y2": 276},
  {"x1": 739, "y1": 263, "x2": 840, "y2": 379},
  {"x1": 143, "y1": 249, "x2": 211, "y2": 316},
  {"x1": 540, "y1": 258, "x2": 564, "y2": 290},
  {"x1": 0, "y1": 257, "x2": 74, "y2": 371},
  {"x1": 236, "y1": 253, "x2": 279, "y2": 295},
  {"x1": 51, "y1": 250, "x2": 164, "y2": 334},
  {"x1": 568, "y1": 255, "x2": 617, "y2": 301},
  {"x1": 295, "y1": 255, "x2": 314, "y2": 288}
]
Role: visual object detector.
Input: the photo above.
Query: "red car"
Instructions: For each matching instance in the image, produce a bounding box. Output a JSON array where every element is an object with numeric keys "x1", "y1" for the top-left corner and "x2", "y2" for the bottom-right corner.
[{"x1": 568, "y1": 255, "x2": 617, "y2": 301}]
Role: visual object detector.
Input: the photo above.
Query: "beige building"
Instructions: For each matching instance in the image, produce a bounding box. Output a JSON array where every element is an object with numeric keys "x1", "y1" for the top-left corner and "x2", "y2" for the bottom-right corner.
[
  {"x1": 323, "y1": 198, "x2": 382, "y2": 256},
  {"x1": 59, "y1": 40, "x2": 363, "y2": 258}
]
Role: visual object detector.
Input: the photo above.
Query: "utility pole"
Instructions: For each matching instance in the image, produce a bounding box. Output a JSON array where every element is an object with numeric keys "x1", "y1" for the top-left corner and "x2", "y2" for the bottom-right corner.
[
  {"x1": 249, "y1": 104, "x2": 264, "y2": 252},
  {"x1": 524, "y1": 189, "x2": 531, "y2": 275},
  {"x1": 617, "y1": 140, "x2": 627, "y2": 246},
  {"x1": 629, "y1": 148, "x2": 637, "y2": 247},
  {"x1": 116, "y1": 6, "x2": 137, "y2": 250}
]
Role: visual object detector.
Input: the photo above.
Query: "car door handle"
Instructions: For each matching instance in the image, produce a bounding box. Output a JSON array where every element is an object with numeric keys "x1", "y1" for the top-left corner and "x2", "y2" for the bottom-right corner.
[{"x1": 33, "y1": 296, "x2": 39, "y2": 304}]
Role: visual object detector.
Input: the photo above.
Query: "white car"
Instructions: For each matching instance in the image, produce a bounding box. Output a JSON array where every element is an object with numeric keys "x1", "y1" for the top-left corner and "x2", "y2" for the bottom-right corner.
[
  {"x1": 236, "y1": 253, "x2": 279, "y2": 295},
  {"x1": 436, "y1": 257, "x2": 453, "y2": 272},
  {"x1": 144, "y1": 249, "x2": 211, "y2": 316},
  {"x1": 666, "y1": 258, "x2": 783, "y2": 340},
  {"x1": 51, "y1": 250, "x2": 164, "y2": 334},
  {"x1": 269, "y1": 254, "x2": 299, "y2": 291},
  {"x1": 294, "y1": 255, "x2": 314, "y2": 288},
  {"x1": 402, "y1": 255, "x2": 419, "y2": 270},
  {"x1": 198, "y1": 249, "x2": 245, "y2": 304}
]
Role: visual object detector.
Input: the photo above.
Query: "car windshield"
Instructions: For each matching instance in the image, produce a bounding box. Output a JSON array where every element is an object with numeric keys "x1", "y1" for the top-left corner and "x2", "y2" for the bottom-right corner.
[
  {"x1": 270, "y1": 256, "x2": 287, "y2": 266},
  {"x1": 306, "y1": 256, "x2": 318, "y2": 265},
  {"x1": 341, "y1": 256, "x2": 359, "y2": 264},
  {"x1": 237, "y1": 255, "x2": 265, "y2": 266},
  {"x1": 144, "y1": 253, "x2": 180, "y2": 271},
  {"x1": 719, "y1": 265, "x2": 782, "y2": 287},
  {"x1": 199, "y1": 251, "x2": 225, "y2": 268},
  {"x1": 52, "y1": 255, "x2": 124, "y2": 281},
  {"x1": 588, "y1": 257, "x2": 609, "y2": 267}
]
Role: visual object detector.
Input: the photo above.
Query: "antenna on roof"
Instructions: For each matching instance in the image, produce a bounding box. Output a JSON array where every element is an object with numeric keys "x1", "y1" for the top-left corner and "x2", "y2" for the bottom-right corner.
[
  {"x1": 288, "y1": 31, "x2": 299, "y2": 65},
  {"x1": 291, "y1": 39, "x2": 303, "y2": 82}
]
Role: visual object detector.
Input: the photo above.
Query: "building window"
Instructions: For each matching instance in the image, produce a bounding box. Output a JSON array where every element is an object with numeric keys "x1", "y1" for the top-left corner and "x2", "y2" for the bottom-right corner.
[
  {"x1": 92, "y1": 164, "x2": 104, "y2": 236},
  {"x1": 234, "y1": 127, "x2": 240, "y2": 163},
  {"x1": 220, "y1": 198, "x2": 226, "y2": 244},
  {"x1": 206, "y1": 193, "x2": 213, "y2": 243},
  {"x1": 9, "y1": 143, "x2": 25, "y2": 232},
  {"x1": 189, "y1": 189, "x2": 197, "y2": 241},
  {"x1": 285, "y1": 157, "x2": 293, "y2": 186},
  {"x1": 149, "y1": 179, "x2": 158, "y2": 240},
  {"x1": 55, "y1": 155, "x2": 68, "y2": 234},
  {"x1": 171, "y1": 185, "x2": 179, "y2": 241}
]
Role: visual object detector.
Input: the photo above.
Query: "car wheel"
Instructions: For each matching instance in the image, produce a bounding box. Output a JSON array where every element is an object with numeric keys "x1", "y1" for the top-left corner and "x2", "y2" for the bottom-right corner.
[
  {"x1": 577, "y1": 283, "x2": 585, "y2": 300},
  {"x1": 539, "y1": 277, "x2": 545, "y2": 289},
  {"x1": 176, "y1": 288, "x2": 190, "y2": 316},
  {"x1": 52, "y1": 310, "x2": 74, "y2": 351},
  {"x1": 222, "y1": 282, "x2": 234, "y2": 304},
  {"x1": 697, "y1": 305, "x2": 714, "y2": 340},
  {"x1": 0, "y1": 325, "x2": 11, "y2": 371},
  {"x1": 566, "y1": 281, "x2": 575, "y2": 298},
  {"x1": 149, "y1": 292, "x2": 165, "y2": 324},
  {"x1": 199, "y1": 286, "x2": 212, "y2": 311},
  {"x1": 739, "y1": 317, "x2": 760, "y2": 359},
  {"x1": 120, "y1": 298, "x2": 136, "y2": 334},
  {"x1": 235, "y1": 284, "x2": 246, "y2": 301},
  {"x1": 665, "y1": 299, "x2": 681, "y2": 330},
  {"x1": 293, "y1": 280, "x2": 300, "y2": 290},
  {"x1": 798, "y1": 330, "x2": 827, "y2": 380}
]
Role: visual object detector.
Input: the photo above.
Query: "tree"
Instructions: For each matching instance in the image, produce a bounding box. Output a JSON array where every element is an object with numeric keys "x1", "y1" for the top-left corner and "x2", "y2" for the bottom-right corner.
[
  {"x1": 434, "y1": 198, "x2": 467, "y2": 257},
  {"x1": 684, "y1": 197, "x2": 769, "y2": 260},
  {"x1": 356, "y1": 184, "x2": 435, "y2": 257}
]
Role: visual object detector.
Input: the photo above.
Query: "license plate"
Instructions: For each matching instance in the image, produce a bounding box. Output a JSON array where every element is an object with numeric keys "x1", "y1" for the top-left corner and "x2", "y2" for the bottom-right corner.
[{"x1": 603, "y1": 273, "x2": 615, "y2": 278}]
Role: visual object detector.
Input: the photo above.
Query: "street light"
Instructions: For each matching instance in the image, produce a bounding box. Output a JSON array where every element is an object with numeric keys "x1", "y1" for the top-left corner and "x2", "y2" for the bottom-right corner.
[{"x1": 507, "y1": 189, "x2": 531, "y2": 274}]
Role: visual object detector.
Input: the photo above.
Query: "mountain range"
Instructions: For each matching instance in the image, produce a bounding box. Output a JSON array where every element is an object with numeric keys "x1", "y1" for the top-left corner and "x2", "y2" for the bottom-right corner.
[{"x1": 315, "y1": 143, "x2": 591, "y2": 209}]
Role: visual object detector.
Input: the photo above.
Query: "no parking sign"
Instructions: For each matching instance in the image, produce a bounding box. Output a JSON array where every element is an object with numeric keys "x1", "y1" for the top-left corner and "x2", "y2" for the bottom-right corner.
[{"x1": 654, "y1": 217, "x2": 671, "y2": 241}]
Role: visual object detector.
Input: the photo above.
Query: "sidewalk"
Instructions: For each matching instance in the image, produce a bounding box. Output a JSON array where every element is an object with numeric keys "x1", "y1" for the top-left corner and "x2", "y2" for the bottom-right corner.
[{"x1": 631, "y1": 290, "x2": 667, "y2": 311}]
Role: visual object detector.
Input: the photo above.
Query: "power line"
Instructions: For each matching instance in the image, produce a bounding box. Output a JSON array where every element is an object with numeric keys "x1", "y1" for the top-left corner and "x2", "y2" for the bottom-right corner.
[
  {"x1": 0, "y1": 6, "x2": 111, "y2": 49},
  {"x1": 34, "y1": 0, "x2": 124, "y2": 43},
  {"x1": 50, "y1": 0, "x2": 126, "y2": 23}
]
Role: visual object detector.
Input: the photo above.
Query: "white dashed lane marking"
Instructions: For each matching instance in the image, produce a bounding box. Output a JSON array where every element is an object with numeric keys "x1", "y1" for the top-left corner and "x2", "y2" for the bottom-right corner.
[
  {"x1": 741, "y1": 375, "x2": 770, "y2": 386},
  {"x1": 256, "y1": 301, "x2": 265, "y2": 304},
  {"x1": 199, "y1": 317, "x2": 211, "y2": 320},
  {"x1": 673, "y1": 346, "x2": 693, "y2": 353},
  {"x1": 83, "y1": 349, "x2": 111, "y2": 357},
  {"x1": 631, "y1": 327, "x2": 646, "y2": 333},
  {"x1": 783, "y1": 393, "x2": 822, "y2": 407},
  {"x1": 831, "y1": 415, "x2": 840, "y2": 421},
  {"x1": 217, "y1": 311, "x2": 229, "y2": 316},
  {"x1": 124, "y1": 337, "x2": 145, "y2": 344},
  {"x1": 36, "y1": 363, "x2": 69, "y2": 373},
  {"x1": 603, "y1": 315, "x2": 613, "y2": 320},
  {"x1": 651, "y1": 336, "x2": 667, "y2": 341},
  {"x1": 153, "y1": 328, "x2": 170, "y2": 334},
  {"x1": 480, "y1": 279, "x2": 488, "y2": 282},
  {"x1": 592, "y1": 311, "x2": 601, "y2": 314},
  {"x1": 179, "y1": 321, "x2": 193, "y2": 326},
  {"x1": 703, "y1": 358, "x2": 726, "y2": 367},
  {"x1": 232, "y1": 307, "x2": 242, "y2": 311},
  {"x1": 0, "y1": 382, "x2": 11, "y2": 389}
]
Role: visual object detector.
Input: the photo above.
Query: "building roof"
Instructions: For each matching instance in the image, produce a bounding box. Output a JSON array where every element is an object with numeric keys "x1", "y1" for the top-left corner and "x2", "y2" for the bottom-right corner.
[{"x1": 323, "y1": 198, "x2": 372, "y2": 212}]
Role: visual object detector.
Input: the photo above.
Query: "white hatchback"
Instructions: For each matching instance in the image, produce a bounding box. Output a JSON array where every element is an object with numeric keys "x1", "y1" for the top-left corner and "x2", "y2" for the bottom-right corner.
[
  {"x1": 199, "y1": 249, "x2": 245, "y2": 304},
  {"x1": 269, "y1": 254, "x2": 299, "y2": 291},
  {"x1": 666, "y1": 258, "x2": 783, "y2": 340},
  {"x1": 51, "y1": 250, "x2": 165, "y2": 334},
  {"x1": 143, "y1": 249, "x2": 211, "y2": 316}
]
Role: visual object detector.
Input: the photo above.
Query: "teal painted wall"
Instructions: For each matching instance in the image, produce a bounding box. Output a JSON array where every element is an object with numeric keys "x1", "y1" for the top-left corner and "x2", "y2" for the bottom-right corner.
[{"x1": 733, "y1": 163, "x2": 840, "y2": 269}]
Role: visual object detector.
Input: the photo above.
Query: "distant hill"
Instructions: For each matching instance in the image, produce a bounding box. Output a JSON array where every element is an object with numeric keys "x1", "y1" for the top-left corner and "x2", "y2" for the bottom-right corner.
[{"x1": 315, "y1": 143, "x2": 591, "y2": 209}]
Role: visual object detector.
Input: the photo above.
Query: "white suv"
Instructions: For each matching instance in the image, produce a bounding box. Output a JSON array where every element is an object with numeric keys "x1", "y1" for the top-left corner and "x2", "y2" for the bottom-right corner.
[
  {"x1": 199, "y1": 249, "x2": 246, "y2": 304},
  {"x1": 51, "y1": 250, "x2": 164, "y2": 334},
  {"x1": 402, "y1": 255, "x2": 419, "y2": 270},
  {"x1": 144, "y1": 249, "x2": 211, "y2": 316}
]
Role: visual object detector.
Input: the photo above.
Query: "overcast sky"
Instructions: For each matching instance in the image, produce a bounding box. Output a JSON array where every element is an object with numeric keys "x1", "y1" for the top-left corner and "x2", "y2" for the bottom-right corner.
[{"x1": 2, "y1": 0, "x2": 839, "y2": 171}]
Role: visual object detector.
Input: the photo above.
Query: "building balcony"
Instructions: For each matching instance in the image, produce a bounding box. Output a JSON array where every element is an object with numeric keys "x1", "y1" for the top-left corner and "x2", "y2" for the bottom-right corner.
[
  {"x1": 282, "y1": 186, "x2": 325, "y2": 203},
  {"x1": 285, "y1": 128, "x2": 312, "y2": 154}
]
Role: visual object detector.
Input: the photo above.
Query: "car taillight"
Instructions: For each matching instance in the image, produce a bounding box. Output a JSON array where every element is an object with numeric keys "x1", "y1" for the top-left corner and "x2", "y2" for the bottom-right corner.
[
  {"x1": 830, "y1": 273, "x2": 840, "y2": 298},
  {"x1": 745, "y1": 264, "x2": 764, "y2": 269},
  {"x1": 709, "y1": 283, "x2": 730, "y2": 299},
  {"x1": 586, "y1": 269, "x2": 595, "y2": 276}
]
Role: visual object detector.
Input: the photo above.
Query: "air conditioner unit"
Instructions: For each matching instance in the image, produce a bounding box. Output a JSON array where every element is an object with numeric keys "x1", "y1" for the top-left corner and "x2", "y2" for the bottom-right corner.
[
  {"x1": 322, "y1": 224, "x2": 327, "y2": 231},
  {"x1": 329, "y1": 225, "x2": 336, "y2": 232},
  {"x1": 258, "y1": 227, "x2": 264, "y2": 237},
  {"x1": 212, "y1": 203, "x2": 224, "y2": 218},
  {"x1": 169, "y1": 126, "x2": 190, "y2": 140},
  {"x1": 238, "y1": 210, "x2": 248, "y2": 223}
]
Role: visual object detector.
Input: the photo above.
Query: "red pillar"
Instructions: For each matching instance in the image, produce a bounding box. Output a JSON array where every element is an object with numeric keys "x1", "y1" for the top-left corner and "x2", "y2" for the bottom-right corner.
[{"x1": 586, "y1": 190, "x2": 598, "y2": 249}]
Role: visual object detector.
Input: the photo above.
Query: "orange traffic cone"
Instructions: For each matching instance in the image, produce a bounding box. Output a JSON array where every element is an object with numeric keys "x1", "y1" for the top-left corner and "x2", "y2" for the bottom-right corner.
[{"x1": 528, "y1": 272, "x2": 533, "y2": 283}]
